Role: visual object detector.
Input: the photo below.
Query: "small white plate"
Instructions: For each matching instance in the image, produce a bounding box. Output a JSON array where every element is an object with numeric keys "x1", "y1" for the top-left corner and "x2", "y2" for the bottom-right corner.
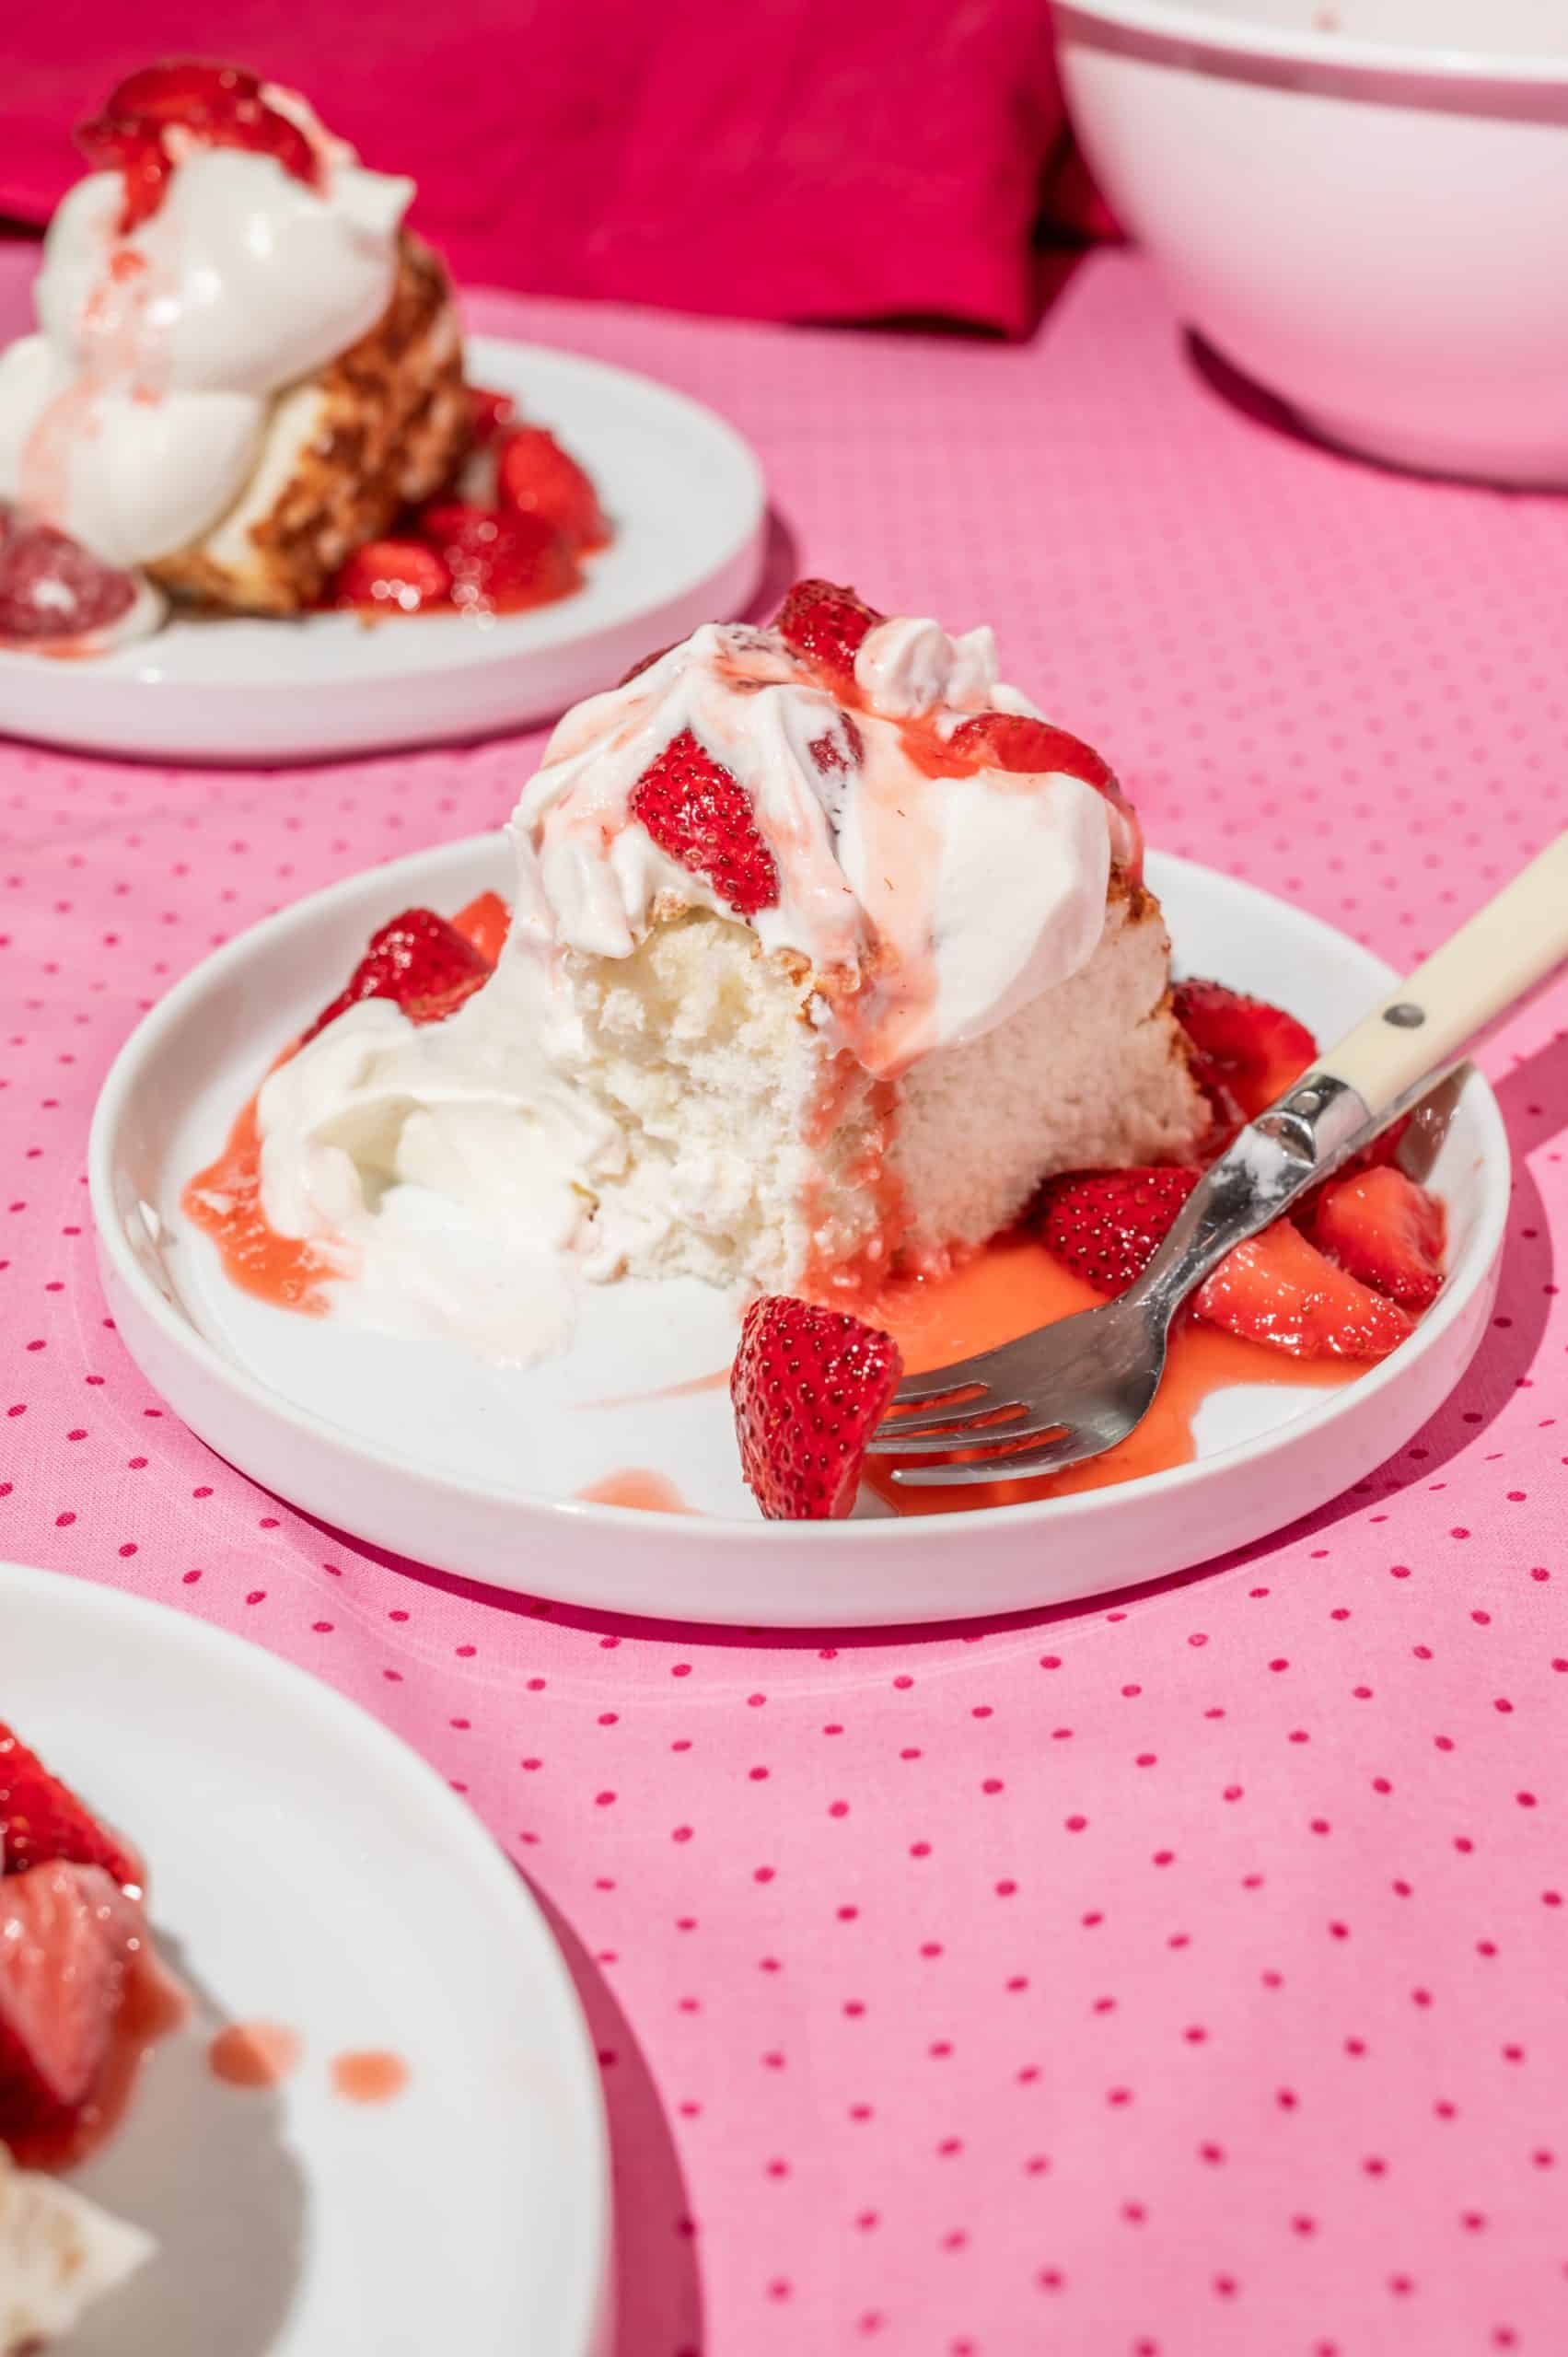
[
  {"x1": 0, "y1": 1560, "x2": 610, "y2": 2355},
  {"x1": 89, "y1": 837, "x2": 1509, "y2": 1629},
  {"x1": 0, "y1": 333, "x2": 765, "y2": 764}
]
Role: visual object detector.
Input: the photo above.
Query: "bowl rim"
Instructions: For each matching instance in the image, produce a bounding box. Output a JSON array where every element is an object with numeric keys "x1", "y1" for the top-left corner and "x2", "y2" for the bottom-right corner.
[{"x1": 1053, "y1": 0, "x2": 1568, "y2": 87}]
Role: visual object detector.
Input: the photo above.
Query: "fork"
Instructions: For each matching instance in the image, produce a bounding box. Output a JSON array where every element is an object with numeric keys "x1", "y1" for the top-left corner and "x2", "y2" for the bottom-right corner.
[{"x1": 868, "y1": 832, "x2": 1568, "y2": 1489}]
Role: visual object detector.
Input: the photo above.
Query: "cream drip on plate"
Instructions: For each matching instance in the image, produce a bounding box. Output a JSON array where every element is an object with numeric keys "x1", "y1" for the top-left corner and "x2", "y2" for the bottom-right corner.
[{"x1": 0, "y1": 90, "x2": 410, "y2": 567}]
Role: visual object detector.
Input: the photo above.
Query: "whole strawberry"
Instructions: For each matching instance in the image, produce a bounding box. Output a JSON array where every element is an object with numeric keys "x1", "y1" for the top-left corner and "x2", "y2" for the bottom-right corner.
[
  {"x1": 1035, "y1": 1167, "x2": 1200, "y2": 1295},
  {"x1": 731, "y1": 1297, "x2": 903, "y2": 1520}
]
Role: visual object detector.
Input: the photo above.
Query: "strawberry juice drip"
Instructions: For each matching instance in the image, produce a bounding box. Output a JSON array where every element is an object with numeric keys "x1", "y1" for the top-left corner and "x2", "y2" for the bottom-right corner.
[
  {"x1": 182, "y1": 1086, "x2": 334, "y2": 1311},
  {"x1": 864, "y1": 1233, "x2": 1359, "y2": 1518}
]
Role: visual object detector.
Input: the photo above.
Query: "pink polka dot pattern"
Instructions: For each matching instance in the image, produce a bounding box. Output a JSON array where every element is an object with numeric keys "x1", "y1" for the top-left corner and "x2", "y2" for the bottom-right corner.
[{"x1": 2, "y1": 248, "x2": 1567, "y2": 2355}]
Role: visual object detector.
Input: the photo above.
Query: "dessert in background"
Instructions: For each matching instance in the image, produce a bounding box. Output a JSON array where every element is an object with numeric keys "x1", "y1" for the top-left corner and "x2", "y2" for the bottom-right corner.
[
  {"x1": 0, "y1": 1719, "x2": 175, "y2": 2346},
  {"x1": 182, "y1": 579, "x2": 1447, "y2": 1519},
  {"x1": 0, "y1": 62, "x2": 605, "y2": 651}
]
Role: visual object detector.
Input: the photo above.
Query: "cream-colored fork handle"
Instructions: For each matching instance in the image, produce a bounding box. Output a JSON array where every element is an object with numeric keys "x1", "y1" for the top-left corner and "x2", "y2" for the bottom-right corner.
[{"x1": 1314, "y1": 830, "x2": 1568, "y2": 1123}]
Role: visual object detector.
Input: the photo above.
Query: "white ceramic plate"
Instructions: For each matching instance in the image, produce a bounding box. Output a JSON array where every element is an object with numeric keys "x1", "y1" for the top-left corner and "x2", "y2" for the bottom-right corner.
[
  {"x1": 0, "y1": 1560, "x2": 610, "y2": 2355},
  {"x1": 89, "y1": 837, "x2": 1509, "y2": 1629},
  {"x1": 0, "y1": 333, "x2": 766, "y2": 763}
]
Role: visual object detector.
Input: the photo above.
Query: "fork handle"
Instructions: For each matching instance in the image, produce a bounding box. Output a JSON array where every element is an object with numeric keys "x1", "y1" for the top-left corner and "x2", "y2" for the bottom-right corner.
[{"x1": 1308, "y1": 830, "x2": 1568, "y2": 1124}]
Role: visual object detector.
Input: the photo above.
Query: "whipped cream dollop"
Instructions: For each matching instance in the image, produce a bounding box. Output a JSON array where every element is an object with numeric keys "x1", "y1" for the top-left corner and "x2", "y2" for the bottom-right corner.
[
  {"x1": 0, "y1": 92, "x2": 410, "y2": 566},
  {"x1": 249, "y1": 604, "x2": 1137, "y2": 1362},
  {"x1": 517, "y1": 611, "x2": 1132, "y2": 1072}
]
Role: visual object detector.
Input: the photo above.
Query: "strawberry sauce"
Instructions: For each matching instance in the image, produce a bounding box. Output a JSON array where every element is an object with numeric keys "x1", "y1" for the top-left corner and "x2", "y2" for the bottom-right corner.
[
  {"x1": 864, "y1": 1234, "x2": 1360, "y2": 1517},
  {"x1": 7, "y1": 1934, "x2": 191, "y2": 2171},
  {"x1": 331, "y1": 2049, "x2": 409, "y2": 2103},
  {"x1": 208, "y1": 2020, "x2": 302, "y2": 2088},
  {"x1": 575, "y1": 1469, "x2": 693, "y2": 1512},
  {"x1": 182, "y1": 1090, "x2": 333, "y2": 1313}
]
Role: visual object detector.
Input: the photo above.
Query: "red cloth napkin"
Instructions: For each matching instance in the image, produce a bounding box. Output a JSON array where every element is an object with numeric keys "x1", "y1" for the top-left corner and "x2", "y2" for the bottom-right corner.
[{"x1": 0, "y1": 1, "x2": 1097, "y2": 333}]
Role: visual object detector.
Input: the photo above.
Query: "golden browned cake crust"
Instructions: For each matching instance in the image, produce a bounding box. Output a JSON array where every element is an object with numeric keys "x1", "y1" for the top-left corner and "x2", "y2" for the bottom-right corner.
[{"x1": 147, "y1": 232, "x2": 470, "y2": 616}]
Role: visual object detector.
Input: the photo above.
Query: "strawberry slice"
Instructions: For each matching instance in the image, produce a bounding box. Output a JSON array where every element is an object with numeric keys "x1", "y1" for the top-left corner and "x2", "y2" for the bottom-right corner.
[
  {"x1": 77, "y1": 60, "x2": 320, "y2": 234},
  {"x1": 332, "y1": 540, "x2": 452, "y2": 614},
  {"x1": 0, "y1": 1864, "x2": 125, "y2": 2145},
  {"x1": 0, "y1": 523, "x2": 137, "y2": 643},
  {"x1": 451, "y1": 890, "x2": 511, "y2": 966},
  {"x1": 0, "y1": 1724, "x2": 140, "y2": 1888},
  {"x1": 1174, "y1": 979, "x2": 1317, "y2": 1123},
  {"x1": 497, "y1": 426, "x2": 607, "y2": 552},
  {"x1": 1036, "y1": 1166, "x2": 1199, "y2": 1295},
  {"x1": 303, "y1": 909, "x2": 491, "y2": 1042},
  {"x1": 629, "y1": 729, "x2": 780, "y2": 916},
  {"x1": 421, "y1": 505, "x2": 580, "y2": 612},
  {"x1": 1307, "y1": 1165, "x2": 1446, "y2": 1310},
  {"x1": 1195, "y1": 1222, "x2": 1415, "y2": 1360},
  {"x1": 468, "y1": 387, "x2": 517, "y2": 445},
  {"x1": 731, "y1": 1296, "x2": 903, "y2": 1520},
  {"x1": 773, "y1": 579, "x2": 883, "y2": 684},
  {"x1": 947, "y1": 712, "x2": 1117, "y2": 795}
]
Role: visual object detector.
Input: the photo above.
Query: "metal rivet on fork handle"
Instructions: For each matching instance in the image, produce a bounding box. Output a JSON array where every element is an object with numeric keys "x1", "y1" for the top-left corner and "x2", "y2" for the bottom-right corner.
[{"x1": 1383, "y1": 1003, "x2": 1425, "y2": 1028}]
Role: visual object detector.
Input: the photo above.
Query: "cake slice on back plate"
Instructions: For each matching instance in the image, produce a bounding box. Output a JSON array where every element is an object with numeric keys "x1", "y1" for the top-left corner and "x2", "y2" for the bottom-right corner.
[{"x1": 250, "y1": 580, "x2": 1209, "y2": 1341}]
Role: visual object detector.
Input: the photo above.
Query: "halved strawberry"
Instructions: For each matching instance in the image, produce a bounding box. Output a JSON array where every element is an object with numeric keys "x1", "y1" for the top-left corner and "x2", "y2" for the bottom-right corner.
[
  {"x1": 468, "y1": 386, "x2": 517, "y2": 445},
  {"x1": 629, "y1": 729, "x2": 779, "y2": 916},
  {"x1": 731, "y1": 1296, "x2": 903, "y2": 1520},
  {"x1": 0, "y1": 524, "x2": 137, "y2": 642},
  {"x1": 1195, "y1": 1222, "x2": 1414, "y2": 1360},
  {"x1": 1174, "y1": 979, "x2": 1317, "y2": 1123},
  {"x1": 947, "y1": 711, "x2": 1116, "y2": 795},
  {"x1": 303, "y1": 909, "x2": 490, "y2": 1042},
  {"x1": 1307, "y1": 1166, "x2": 1446, "y2": 1310},
  {"x1": 332, "y1": 539, "x2": 452, "y2": 615},
  {"x1": 1036, "y1": 1166, "x2": 1199, "y2": 1295},
  {"x1": 77, "y1": 61, "x2": 320, "y2": 233},
  {"x1": 451, "y1": 890, "x2": 511, "y2": 966},
  {"x1": 773, "y1": 579, "x2": 883, "y2": 684},
  {"x1": 424, "y1": 506, "x2": 579, "y2": 612},
  {"x1": 497, "y1": 426, "x2": 607, "y2": 552},
  {"x1": 0, "y1": 1864, "x2": 125, "y2": 2144},
  {"x1": 0, "y1": 1724, "x2": 140, "y2": 1887}
]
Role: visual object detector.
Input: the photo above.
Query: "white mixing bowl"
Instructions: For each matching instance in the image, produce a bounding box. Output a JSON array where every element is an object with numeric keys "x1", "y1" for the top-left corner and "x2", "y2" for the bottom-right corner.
[{"x1": 1054, "y1": 0, "x2": 1568, "y2": 483}]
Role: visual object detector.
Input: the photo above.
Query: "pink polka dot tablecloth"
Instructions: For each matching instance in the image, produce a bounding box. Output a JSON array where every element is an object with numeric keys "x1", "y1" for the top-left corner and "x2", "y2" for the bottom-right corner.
[{"x1": 2, "y1": 244, "x2": 1567, "y2": 2357}]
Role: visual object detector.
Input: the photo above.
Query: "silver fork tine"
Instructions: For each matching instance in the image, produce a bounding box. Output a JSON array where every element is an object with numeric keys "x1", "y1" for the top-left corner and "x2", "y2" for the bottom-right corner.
[
  {"x1": 886, "y1": 1337, "x2": 1039, "y2": 1410},
  {"x1": 865, "y1": 1399, "x2": 1030, "y2": 1452},
  {"x1": 867, "y1": 1406, "x2": 1061, "y2": 1457},
  {"x1": 889, "y1": 1428, "x2": 1091, "y2": 1488}
]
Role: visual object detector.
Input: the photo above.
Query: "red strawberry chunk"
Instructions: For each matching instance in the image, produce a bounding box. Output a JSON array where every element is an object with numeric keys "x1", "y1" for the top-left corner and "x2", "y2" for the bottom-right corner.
[
  {"x1": 468, "y1": 386, "x2": 517, "y2": 445},
  {"x1": 1174, "y1": 978, "x2": 1317, "y2": 1123},
  {"x1": 773, "y1": 579, "x2": 884, "y2": 684},
  {"x1": 332, "y1": 539, "x2": 452, "y2": 615},
  {"x1": 450, "y1": 890, "x2": 511, "y2": 966},
  {"x1": 619, "y1": 641, "x2": 678, "y2": 687},
  {"x1": 947, "y1": 712, "x2": 1117, "y2": 794},
  {"x1": 1307, "y1": 1165, "x2": 1446, "y2": 1310},
  {"x1": 497, "y1": 426, "x2": 607, "y2": 552},
  {"x1": 77, "y1": 60, "x2": 319, "y2": 235},
  {"x1": 1035, "y1": 1166, "x2": 1199, "y2": 1295},
  {"x1": 303, "y1": 908, "x2": 490, "y2": 1041},
  {"x1": 731, "y1": 1296, "x2": 903, "y2": 1520},
  {"x1": 629, "y1": 730, "x2": 779, "y2": 916},
  {"x1": 0, "y1": 523, "x2": 137, "y2": 643},
  {"x1": 0, "y1": 1724, "x2": 140, "y2": 1888},
  {"x1": 1195, "y1": 1222, "x2": 1414, "y2": 1360},
  {"x1": 0, "y1": 1864, "x2": 125, "y2": 2145},
  {"x1": 423, "y1": 505, "x2": 580, "y2": 613},
  {"x1": 105, "y1": 61, "x2": 262, "y2": 122}
]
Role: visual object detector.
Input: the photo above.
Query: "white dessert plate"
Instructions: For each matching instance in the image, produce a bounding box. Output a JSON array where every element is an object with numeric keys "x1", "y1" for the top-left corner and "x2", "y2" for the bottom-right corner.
[
  {"x1": 89, "y1": 837, "x2": 1509, "y2": 1629},
  {"x1": 0, "y1": 1559, "x2": 610, "y2": 2355},
  {"x1": 0, "y1": 331, "x2": 766, "y2": 764}
]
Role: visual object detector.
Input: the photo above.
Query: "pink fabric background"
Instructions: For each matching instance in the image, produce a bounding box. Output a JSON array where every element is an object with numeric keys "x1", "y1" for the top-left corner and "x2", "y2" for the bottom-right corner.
[
  {"x1": 3, "y1": 242, "x2": 1568, "y2": 2352},
  {"x1": 0, "y1": 2, "x2": 1074, "y2": 332}
]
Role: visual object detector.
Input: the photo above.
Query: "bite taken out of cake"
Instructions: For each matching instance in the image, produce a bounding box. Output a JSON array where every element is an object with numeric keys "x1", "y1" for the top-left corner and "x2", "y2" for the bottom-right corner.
[{"x1": 192, "y1": 580, "x2": 1209, "y2": 1360}]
